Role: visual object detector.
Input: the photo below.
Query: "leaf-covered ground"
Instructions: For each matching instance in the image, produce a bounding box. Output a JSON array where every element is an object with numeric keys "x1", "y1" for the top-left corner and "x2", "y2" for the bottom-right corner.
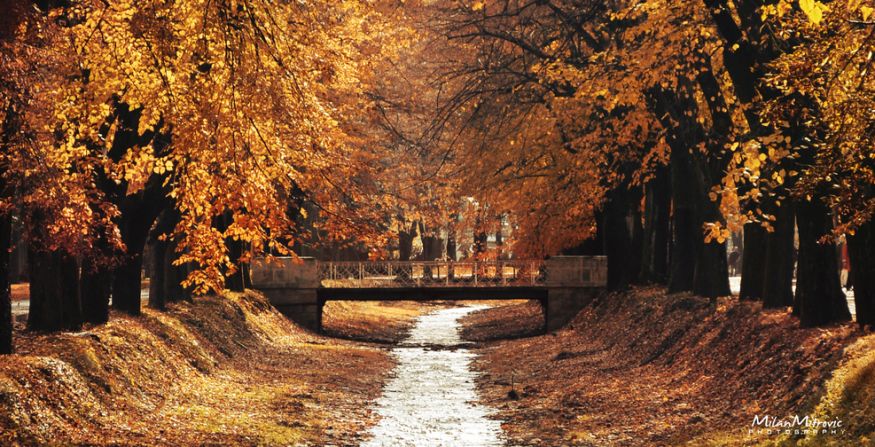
[
  {"x1": 0, "y1": 291, "x2": 427, "y2": 446},
  {"x1": 3, "y1": 289, "x2": 872, "y2": 446},
  {"x1": 459, "y1": 299, "x2": 544, "y2": 342},
  {"x1": 322, "y1": 300, "x2": 434, "y2": 344},
  {"x1": 461, "y1": 287, "x2": 871, "y2": 447}
]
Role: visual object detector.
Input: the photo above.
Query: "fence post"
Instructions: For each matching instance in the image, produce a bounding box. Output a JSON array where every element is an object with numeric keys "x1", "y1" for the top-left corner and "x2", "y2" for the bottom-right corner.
[
  {"x1": 474, "y1": 261, "x2": 478, "y2": 286},
  {"x1": 446, "y1": 261, "x2": 450, "y2": 285}
]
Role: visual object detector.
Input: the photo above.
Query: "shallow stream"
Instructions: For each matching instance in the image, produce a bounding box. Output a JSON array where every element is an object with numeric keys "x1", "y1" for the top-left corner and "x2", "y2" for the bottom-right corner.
[{"x1": 361, "y1": 305, "x2": 505, "y2": 447}]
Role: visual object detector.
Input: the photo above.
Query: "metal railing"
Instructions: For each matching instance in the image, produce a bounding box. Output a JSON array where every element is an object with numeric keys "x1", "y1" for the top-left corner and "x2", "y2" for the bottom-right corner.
[{"x1": 318, "y1": 260, "x2": 545, "y2": 288}]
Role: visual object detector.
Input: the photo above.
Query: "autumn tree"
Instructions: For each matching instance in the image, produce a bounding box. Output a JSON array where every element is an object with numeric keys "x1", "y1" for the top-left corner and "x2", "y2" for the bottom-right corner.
[{"x1": 0, "y1": 0, "x2": 409, "y2": 350}]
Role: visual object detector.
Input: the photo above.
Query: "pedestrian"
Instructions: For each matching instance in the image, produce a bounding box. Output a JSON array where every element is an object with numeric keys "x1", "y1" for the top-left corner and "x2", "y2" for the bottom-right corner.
[{"x1": 728, "y1": 248, "x2": 741, "y2": 276}]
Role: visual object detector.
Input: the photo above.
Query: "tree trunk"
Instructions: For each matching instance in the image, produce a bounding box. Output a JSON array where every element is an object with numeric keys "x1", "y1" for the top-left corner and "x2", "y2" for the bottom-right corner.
[
  {"x1": 848, "y1": 218, "x2": 875, "y2": 328},
  {"x1": 762, "y1": 201, "x2": 796, "y2": 308},
  {"x1": 225, "y1": 239, "x2": 246, "y2": 292},
  {"x1": 629, "y1": 187, "x2": 644, "y2": 284},
  {"x1": 495, "y1": 219, "x2": 504, "y2": 259},
  {"x1": 148, "y1": 209, "x2": 190, "y2": 306},
  {"x1": 61, "y1": 255, "x2": 82, "y2": 331},
  {"x1": 693, "y1": 236, "x2": 730, "y2": 298},
  {"x1": 603, "y1": 186, "x2": 637, "y2": 291},
  {"x1": 739, "y1": 224, "x2": 767, "y2": 300},
  {"x1": 794, "y1": 198, "x2": 851, "y2": 327},
  {"x1": 640, "y1": 166, "x2": 671, "y2": 284},
  {"x1": 419, "y1": 222, "x2": 436, "y2": 279},
  {"x1": 691, "y1": 182, "x2": 731, "y2": 298},
  {"x1": 0, "y1": 214, "x2": 12, "y2": 354},
  {"x1": 648, "y1": 84, "x2": 712, "y2": 295},
  {"x1": 398, "y1": 229, "x2": 414, "y2": 261},
  {"x1": 691, "y1": 62, "x2": 732, "y2": 299},
  {"x1": 446, "y1": 227, "x2": 457, "y2": 261},
  {"x1": 27, "y1": 249, "x2": 82, "y2": 332},
  {"x1": 112, "y1": 253, "x2": 144, "y2": 315},
  {"x1": 112, "y1": 205, "x2": 157, "y2": 315},
  {"x1": 166, "y1": 240, "x2": 192, "y2": 302},
  {"x1": 81, "y1": 260, "x2": 111, "y2": 324},
  {"x1": 149, "y1": 237, "x2": 169, "y2": 310},
  {"x1": 668, "y1": 148, "x2": 697, "y2": 293}
]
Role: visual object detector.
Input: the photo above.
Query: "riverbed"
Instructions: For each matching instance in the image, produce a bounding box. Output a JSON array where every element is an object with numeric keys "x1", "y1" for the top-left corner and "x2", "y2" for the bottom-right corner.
[{"x1": 361, "y1": 305, "x2": 505, "y2": 447}]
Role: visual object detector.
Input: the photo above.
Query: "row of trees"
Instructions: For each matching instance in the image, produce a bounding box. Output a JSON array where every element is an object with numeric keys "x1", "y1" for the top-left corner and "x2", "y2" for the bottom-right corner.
[
  {"x1": 1, "y1": 0, "x2": 872, "y2": 355},
  {"x1": 382, "y1": 0, "x2": 873, "y2": 329},
  {"x1": 0, "y1": 0, "x2": 409, "y2": 353}
]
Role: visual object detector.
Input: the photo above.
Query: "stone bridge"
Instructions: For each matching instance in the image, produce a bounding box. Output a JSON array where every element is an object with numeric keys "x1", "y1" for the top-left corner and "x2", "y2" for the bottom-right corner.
[{"x1": 250, "y1": 256, "x2": 607, "y2": 333}]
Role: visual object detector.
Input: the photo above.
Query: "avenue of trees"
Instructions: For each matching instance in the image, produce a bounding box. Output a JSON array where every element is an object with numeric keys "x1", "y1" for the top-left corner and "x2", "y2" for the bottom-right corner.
[
  {"x1": 379, "y1": 0, "x2": 874, "y2": 330},
  {"x1": 1, "y1": 0, "x2": 873, "y2": 354}
]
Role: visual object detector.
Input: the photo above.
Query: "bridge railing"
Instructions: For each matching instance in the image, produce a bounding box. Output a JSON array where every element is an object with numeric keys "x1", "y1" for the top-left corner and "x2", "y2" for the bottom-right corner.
[{"x1": 317, "y1": 260, "x2": 546, "y2": 288}]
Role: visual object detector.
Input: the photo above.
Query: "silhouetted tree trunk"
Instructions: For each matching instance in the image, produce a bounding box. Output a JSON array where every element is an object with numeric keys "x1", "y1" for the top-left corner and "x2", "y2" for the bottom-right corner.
[
  {"x1": 0, "y1": 214, "x2": 11, "y2": 354},
  {"x1": 81, "y1": 258, "x2": 111, "y2": 324},
  {"x1": 446, "y1": 226, "x2": 457, "y2": 261},
  {"x1": 648, "y1": 84, "x2": 709, "y2": 295},
  {"x1": 739, "y1": 224, "x2": 766, "y2": 300},
  {"x1": 762, "y1": 201, "x2": 796, "y2": 308},
  {"x1": 692, "y1": 184, "x2": 731, "y2": 298},
  {"x1": 691, "y1": 58, "x2": 732, "y2": 299},
  {"x1": 149, "y1": 208, "x2": 195, "y2": 305},
  {"x1": 419, "y1": 222, "x2": 437, "y2": 279},
  {"x1": 603, "y1": 186, "x2": 638, "y2": 291},
  {"x1": 225, "y1": 240, "x2": 246, "y2": 292},
  {"x1": 149, "y1": 235, "x2": 169, "y2": 310},
  {"x1": 667, "y1": 147, "x2": 697, "y2": 294},
  {"x1": 495, "y1": 216, "x2": 504, "y2": 259},
  {"x1": 794, "y1": 198, "x2": 850, "y2": 326},
  {"x1": 398, "y1": 227, "x2": 414, "y2": 261},
  {"x1": 97, "y1": 105, "x2": 169, "y2": 315},
  {"x1": 848, "y1": 218, "x2": 874, "y2": 328},
  {"x1": 640, "y1": 166, "x2": 670, "y2": 284},
  {"x1": 27, "y1": 248, "x2": 82, "y2": 332},
  {"x1": 112, "y1": 200, "x2": 159, "y2": 315}
]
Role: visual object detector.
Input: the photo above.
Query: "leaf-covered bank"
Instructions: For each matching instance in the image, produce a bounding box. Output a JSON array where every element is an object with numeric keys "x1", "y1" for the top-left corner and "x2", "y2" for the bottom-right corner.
[
  {"x1": 464, "y1": 287, "x2": 867, "y2": 446},
  {"x1": 0, "y1": 291, "x2": 417, "y2": 446}
]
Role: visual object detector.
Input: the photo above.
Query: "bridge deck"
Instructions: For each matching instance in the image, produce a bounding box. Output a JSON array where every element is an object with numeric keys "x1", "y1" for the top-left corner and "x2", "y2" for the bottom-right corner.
[
  {"x1": 317, "y1": 286, "x2": 548, "y2": 301},
  {"x1": 250, "y1": 256, "x2": 607, "y2": 291}
]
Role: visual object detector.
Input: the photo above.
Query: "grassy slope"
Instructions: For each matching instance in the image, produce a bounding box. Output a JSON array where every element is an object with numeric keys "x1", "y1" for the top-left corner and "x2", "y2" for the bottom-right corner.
[
  {"x1": 0, "y1": 291, "x2": 410, "y2": 446},
  {"x1": 463, "y1": 287, "x2": 866, "y2": 447}
]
